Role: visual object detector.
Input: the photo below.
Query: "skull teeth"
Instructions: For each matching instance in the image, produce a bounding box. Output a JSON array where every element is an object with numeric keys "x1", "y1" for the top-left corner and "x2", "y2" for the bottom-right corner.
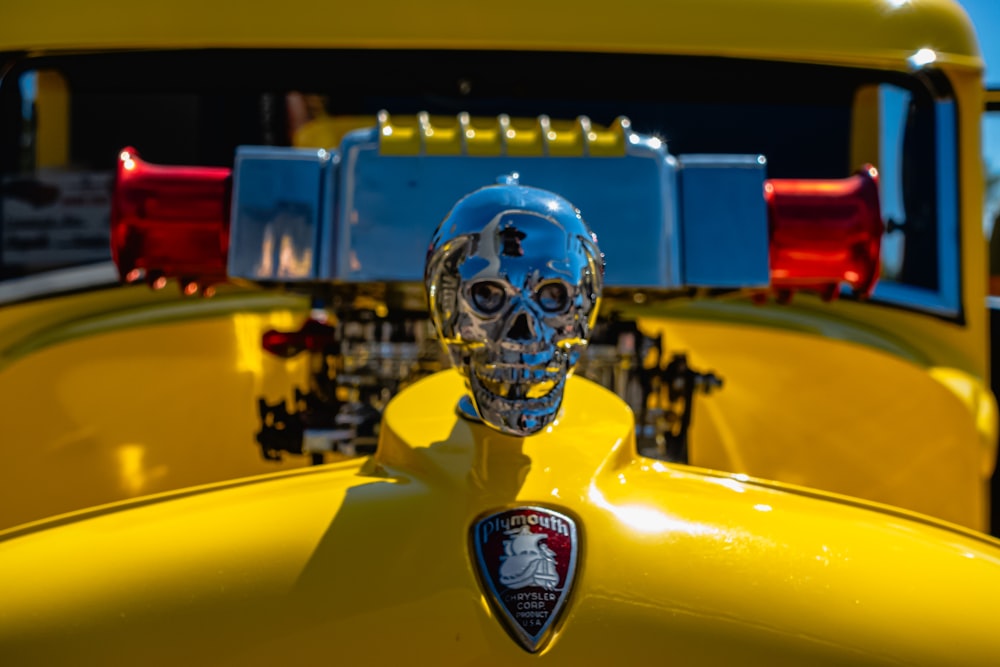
[
  {"x1": 480, "y1": 365, "x2": 560, "y2": 383},
  {"x1": 474, "y1": 369, "x2": 559, "y2": 401},
  {"x1": 525, "y1": 380, "x2": 557, "y2": 399}
]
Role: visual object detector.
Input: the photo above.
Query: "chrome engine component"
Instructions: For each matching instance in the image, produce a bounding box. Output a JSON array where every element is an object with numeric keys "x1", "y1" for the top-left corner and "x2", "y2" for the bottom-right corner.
[
  {"x1": 256, "y1": 296, "x2": 721, "y2": 463},
  {"x1": 255, "y1": 310, "x2": 443, "y2": 462}
]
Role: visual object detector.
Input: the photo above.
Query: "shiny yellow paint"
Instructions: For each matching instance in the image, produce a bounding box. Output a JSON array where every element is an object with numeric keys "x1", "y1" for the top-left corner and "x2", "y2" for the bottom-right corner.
[
  {"x1": 2, "y1": 371, "x2": 1000, "y2": 665},
  {"x1": 0, "y1": 1, "x2": 996, "y2": 661},
  {"x1": 639, "y1": 310, "x2": 990, "y2": 528},
  {"x1": 0, "y1": 284, "x2": 319, "y2": 529},
  {"x1": 4, "y1": 282, "x2": 991, "y2": 531},
  {"x1": 0, "y1": 0, "x2": 981, "y2": 73},
  {"x1": 627, "y1": 259, "x2": 998, "y2": 531},
  {"x1": 377, "y1": 113, "x2": 630, "y2": 157},
  {"x1": 850, "y1": 84, "x2": 883, "y2": 174},
  {"x1": 293, "y1": 114, "x2": 374, "y2": 151},
  {"x1": 0, "y1": 0, "x2": 993, "y2": 532},
  {"x1": 33, "y1": 70, "x2": 68, "y2": 168}
]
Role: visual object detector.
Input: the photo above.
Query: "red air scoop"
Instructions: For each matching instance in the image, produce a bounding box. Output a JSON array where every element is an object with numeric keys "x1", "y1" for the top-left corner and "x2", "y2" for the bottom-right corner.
[
  {"x1": 111, "y1": 148, "x2": 232, "y2": 295},
  {"x1": 766, "y1": 165, "x2": 883, "y2": 300}
]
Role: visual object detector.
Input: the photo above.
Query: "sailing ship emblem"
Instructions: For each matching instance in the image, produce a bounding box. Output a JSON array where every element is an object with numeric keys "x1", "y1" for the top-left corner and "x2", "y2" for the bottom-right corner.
[{"x1": 471, "y1": 506, "x2": 579, "y2": 652}]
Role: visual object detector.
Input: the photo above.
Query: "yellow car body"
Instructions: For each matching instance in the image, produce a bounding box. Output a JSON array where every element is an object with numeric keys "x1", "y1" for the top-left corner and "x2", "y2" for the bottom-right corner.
[
  {"x1": 1, "y1": 0, "x2": 1000, "y2": 663},
  {"x1": 0, "y1": 0, "x2": 995, "y2": 530},
  {"x1": 3, "y1": 371, "x2": 1000, "y2": 664}
]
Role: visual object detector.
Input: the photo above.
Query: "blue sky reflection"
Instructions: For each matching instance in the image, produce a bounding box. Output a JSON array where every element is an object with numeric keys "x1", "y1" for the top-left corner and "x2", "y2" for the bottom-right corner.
[{"x1": 959, "y1": 1, "x2": 1000, "y2": 234}]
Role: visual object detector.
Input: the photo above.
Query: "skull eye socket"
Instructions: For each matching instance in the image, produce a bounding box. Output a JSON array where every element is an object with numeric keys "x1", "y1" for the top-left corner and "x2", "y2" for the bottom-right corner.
[
  {"x1": 470, "y1": 281, "x2": 507, "y2": 314},
  {"x1": 536, "y1": 281, "x2": 569, "y2": 313}
]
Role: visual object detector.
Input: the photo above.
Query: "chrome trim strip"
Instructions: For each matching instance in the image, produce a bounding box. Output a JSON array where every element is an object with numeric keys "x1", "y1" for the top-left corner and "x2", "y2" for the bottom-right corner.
[
  {"x1": 0, "y1": 261, "x2": 118, "y2": 305},
  {"x1": 934, "y1": 99, "x2": 961, "y2": 315}
]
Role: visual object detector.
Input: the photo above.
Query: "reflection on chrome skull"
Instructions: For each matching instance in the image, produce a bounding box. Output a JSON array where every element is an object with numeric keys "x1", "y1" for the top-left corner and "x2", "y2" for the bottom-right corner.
[{"x1": 425, "y1": 182, "x2": 603, "y2": 436}]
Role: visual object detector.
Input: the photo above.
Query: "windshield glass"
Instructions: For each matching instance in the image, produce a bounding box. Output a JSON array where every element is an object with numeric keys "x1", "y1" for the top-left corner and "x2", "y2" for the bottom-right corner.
[{"x1": 0, "y1": 49, "x2": 957, "y2": 314}]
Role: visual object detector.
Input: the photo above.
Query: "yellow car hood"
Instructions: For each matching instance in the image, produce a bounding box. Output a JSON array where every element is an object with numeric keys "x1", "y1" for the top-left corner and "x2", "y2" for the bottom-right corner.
[{"x1": 1, "y1": 370, "x2": 999, "y2": 665}]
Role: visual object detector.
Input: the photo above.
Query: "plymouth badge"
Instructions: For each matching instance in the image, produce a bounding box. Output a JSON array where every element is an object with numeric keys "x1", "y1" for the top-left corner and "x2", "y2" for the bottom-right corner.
[{"x1": 471, "y1": 506, "x2": 580, "y2": 652}]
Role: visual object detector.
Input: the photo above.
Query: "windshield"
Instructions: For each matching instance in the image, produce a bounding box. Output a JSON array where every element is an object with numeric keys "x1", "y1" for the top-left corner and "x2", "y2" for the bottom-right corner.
[{"x1": 0, "y1": 49, "x2": 958, "y2": 314}]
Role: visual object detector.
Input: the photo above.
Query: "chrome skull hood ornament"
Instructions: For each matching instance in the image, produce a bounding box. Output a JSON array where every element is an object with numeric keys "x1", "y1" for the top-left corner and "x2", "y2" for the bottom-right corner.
[{"x1": 425, "y1": 179, "x2": 604, "y2": 436}]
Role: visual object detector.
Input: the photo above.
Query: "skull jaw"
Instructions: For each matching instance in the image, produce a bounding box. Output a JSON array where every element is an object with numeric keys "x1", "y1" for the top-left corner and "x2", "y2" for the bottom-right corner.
[{"x1": 466, "y1": 369, "x2": 567, "y2": 436}]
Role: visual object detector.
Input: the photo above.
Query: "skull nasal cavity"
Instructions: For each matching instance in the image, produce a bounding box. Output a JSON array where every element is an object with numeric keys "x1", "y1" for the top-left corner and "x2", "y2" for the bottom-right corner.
[
  {"x1": 499, "y1": 227, "x2": 526, "y2": 257},
  {"x1": 507, "y1": 313, "x2": 534, "y2": 340}
]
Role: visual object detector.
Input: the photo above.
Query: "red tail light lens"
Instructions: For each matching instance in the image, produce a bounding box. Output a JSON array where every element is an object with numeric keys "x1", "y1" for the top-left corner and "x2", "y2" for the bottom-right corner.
[
  {"x1": 111, "y1": 148, "x2": 232, "y2": 294},
  {"x1": 765, "y1": 165, "x2": 883, "y2": 300}
]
